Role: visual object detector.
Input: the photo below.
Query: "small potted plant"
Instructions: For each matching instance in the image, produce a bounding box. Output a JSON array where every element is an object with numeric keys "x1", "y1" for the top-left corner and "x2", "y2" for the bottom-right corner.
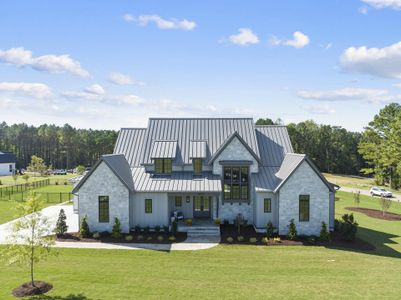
[{"x1": 185, "y1": 219, "x2": 193, "y2": 226}]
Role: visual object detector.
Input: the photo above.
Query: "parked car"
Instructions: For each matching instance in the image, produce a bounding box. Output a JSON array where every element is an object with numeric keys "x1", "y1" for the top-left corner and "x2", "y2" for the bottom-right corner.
[
  {"x1": 370, "y1": 186, "x2": 392, "y2": 198},
  {"x1": 54, "y1": 169, "x2": 67, "y2": 175}
]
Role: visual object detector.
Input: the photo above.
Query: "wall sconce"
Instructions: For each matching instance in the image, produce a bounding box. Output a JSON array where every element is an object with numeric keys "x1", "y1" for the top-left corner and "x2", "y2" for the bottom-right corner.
[{"x1": 186, "y1": 196, "x2": 190, "y2": 203}]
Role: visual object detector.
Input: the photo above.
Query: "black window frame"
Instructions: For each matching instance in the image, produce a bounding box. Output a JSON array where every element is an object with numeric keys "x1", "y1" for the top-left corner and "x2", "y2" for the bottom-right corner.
[
  {"x1": 175, "y1": 196, "x2": 182, "y2": 207},
  {"x1": 299, "y1": 195, "x2": 310, "y2": 222},
  {"x1": 223, "y1": 166, "x2": 249, "y2": 202},
  {"x1": 264, "y1": 198, "x2": 272, "y2": 213},
  {"x1": 154, "y1": 158, "x2": 172, "y2": 175},
  {"x1": 98, "y1": 196, "x2": 109, "y2": 223},
  {"x1": 145, "y1": 198, "x2": 152, "y2": 214},
  {"x1": 193, "y1": 158, "x2": 202, "y2": 175}
]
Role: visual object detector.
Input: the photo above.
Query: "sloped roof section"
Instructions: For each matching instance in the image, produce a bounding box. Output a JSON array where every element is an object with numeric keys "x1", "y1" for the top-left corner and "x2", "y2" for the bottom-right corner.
[
  {"x1": 252, "y1": 166, "x2": 280, "y2": 192},
  {"x1": 189, "y1": 140, "x2": 207, "y2": 158},
  {"x1": 114, "y1": 128, "x2": 146, "y2": 166},
  {"x1": 150, "y1": 141, "x2": 177, "y2": 159},
  {"x1": 0, "y1": 151, "x2": 16, "y2": 163},
  {"x1": 141, "y1": 118, "x2": 260, "y2": 165},
  {"x1": 131, "y1": 167, "x2": 221, "y2": 192},
  {"x1": 72, "y1": 154, "x2": 134, "y2": 193},
  {"x1": 255, "y1": 125, "x2": 294, "y2": 167}
]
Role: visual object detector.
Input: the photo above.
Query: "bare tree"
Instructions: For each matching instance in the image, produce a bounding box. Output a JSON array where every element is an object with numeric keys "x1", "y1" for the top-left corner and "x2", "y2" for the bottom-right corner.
[
  {"x1": 379, "y1": 196, "x2": 392, "y2": 216},
  {"x1": 353, "y1": 190, "x2": 361, "y2": 207}
]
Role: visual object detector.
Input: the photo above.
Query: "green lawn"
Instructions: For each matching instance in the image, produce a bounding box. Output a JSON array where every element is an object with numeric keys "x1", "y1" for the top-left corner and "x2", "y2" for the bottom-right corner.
[
  {"x1": 0, "y1": 173, "x2": 76, "y2": 186},
  {"x1": 0, "y1": 191, "x2": 400, "y2": 299}
]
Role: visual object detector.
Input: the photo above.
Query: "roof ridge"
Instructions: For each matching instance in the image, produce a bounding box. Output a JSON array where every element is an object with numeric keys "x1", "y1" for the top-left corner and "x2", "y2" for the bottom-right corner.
[
  {"x1": 149, "y1": 117, "x2": 253, "y2": 120},
  {"x1": 255, "y1": 125, "x2": 287, "y2": 127},
  {"x1": 120, "y1": 127, "x2": 147, "y2": 130}
]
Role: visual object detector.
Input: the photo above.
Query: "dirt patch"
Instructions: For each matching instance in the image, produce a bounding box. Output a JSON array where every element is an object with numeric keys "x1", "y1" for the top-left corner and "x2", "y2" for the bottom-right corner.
[
  {"x1": 346, "y1": 207, "x2": 401, "y2": 221},
  {"x1": 56, "y1": 232, "x2": 187, "y2": 244},
  {"x1": 12, "y1": 281, "x2": 53, "y2": 297}
]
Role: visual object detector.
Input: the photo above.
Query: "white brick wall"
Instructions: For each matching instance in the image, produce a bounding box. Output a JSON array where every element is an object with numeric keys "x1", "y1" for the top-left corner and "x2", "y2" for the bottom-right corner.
[
  {"x1": 278, "y1": 161, "x2": 330, "y2": 236},
  {"x1": 78, "y1": 162, "x2": 130, "y2": 233}
]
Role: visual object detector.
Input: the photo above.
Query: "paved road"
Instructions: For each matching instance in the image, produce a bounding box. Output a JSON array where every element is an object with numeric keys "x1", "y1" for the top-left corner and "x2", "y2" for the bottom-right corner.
[{"x1": 339, "y1": 186, "x2": 401, "y2": 202}]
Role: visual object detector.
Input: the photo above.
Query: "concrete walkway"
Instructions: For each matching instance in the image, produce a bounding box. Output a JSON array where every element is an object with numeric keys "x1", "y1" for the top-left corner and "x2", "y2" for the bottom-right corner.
[
  {"x1": 0, "y1": 203, "x2": 220, "y2": 251},
  {"x1": 339, "y1": 186, "x2": 401, "y2": 202}
]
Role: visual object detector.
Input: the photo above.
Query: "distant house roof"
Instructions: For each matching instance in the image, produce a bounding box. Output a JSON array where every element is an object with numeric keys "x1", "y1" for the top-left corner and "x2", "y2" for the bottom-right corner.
[
  {"x1": 0, "y1": 151, "x2": 16, "y2": 164},
  {"x1": 150, "y1": 140, "x2": 177, "y2": 159},
  {"x1": 189, "y1": 140, "x2": 207, "y2": 158},
  {"x1": 72, "y1": 154, "x2": 134, "y2": 194}
]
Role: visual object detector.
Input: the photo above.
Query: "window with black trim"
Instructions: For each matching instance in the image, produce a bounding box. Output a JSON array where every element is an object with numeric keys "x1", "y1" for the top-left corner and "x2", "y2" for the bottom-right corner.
[
  {"x1": 154, "y1": 159, "x2": 172, "y2": 174},
  {"x1": 9, "y1": 164, "x2": 13, "y2": 172},
  {"x1": 145, "y1": 198, "x2": 152, "y2": 213},
  {"x1": 299, "y1": 195, "x2": 310, "y2": 222},
  {"x1": 98, "y1": 196, "x2": 109, "y2": 223},
  {"x1": 175, "y1": 196, "x2": 182, "y2": 207},
  {"x1": 223, "y1": 166, "x2": 249, "y2": 201},
  {"x1": 264, "y1": 198, "x2": 271, "y2": 213},
  {"x1": 193, "y1": 158, "x2": 202, "y2": 175}
]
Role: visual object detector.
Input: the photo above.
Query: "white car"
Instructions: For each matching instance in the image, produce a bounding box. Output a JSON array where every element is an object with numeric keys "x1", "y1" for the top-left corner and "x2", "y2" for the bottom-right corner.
[{"x1": 370, "y1": 187, "x2": 392, "y2": 198}]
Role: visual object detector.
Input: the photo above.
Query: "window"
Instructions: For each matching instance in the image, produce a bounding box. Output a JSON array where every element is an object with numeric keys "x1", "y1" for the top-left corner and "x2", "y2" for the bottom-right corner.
[
  {"x1": 299, "y1": 195, "x2": 310, "y2": 222},
  {"x1": 175, "y1": 196, "x2": 182, "y2": 207},
  {"x1": 9, "y1": 164, "x2": 13, "y2": 173},
  {"x1": 145, "y1": 199, "x2": 152, "y2": 213},
  {"x1": 154, "y1": 159, "x2": 172, "y2": 174},
  {"x1": 223, "y1": 166, "x2": 249, "y2": 201},
  {"x1": 193, "y1": 158, "x2": 202, "y2": 175},
  {"x1": 98, "y1": 196, "x2": 109, "y2": 223},
  {"x1": 264, "y1": 198, "x2": 271, "y2": 213}
]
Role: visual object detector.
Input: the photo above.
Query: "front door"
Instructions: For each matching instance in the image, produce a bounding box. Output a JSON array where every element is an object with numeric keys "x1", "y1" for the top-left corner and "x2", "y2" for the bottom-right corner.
[{"x1": 193, "y1": 196, "x2": 211, "y2": 218}]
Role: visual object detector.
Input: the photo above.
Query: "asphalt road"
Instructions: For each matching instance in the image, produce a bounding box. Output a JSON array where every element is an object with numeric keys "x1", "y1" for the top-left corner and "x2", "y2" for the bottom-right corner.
[{"x1": 339, "y1": 186, "x2": 401, "y2": 202}]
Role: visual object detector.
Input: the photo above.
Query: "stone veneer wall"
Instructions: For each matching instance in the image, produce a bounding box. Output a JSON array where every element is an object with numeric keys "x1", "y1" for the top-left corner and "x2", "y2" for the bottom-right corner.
[
  {"x1": 78, "y1": 161, "x2": 130, "y2": 233},
  {"x1": 278, "y1": 160, "x2": 330, "y2": 236}
]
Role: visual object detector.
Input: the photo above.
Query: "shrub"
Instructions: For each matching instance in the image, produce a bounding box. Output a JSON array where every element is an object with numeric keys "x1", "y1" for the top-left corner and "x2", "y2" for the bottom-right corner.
[
  {"x1": 320, "y1": 222, "x2": 330, "y2": 242},
  {"x1": 163, "y1": 225, "x2": 169, "y2": 232},
  {"x1": 134, "y1": 225, "x2": 141, "y2": 232},
  {"x1": 308, "y1": 236, "x2": 316, "y2": 245},
  {"x1": 55, "y1": 208, "x2": 68, "y2": 237},
  {"x1": 266, "y1": 220, "x2": 274, "y2": 239},
  {"x1": 0, "y1": 179, "x2": 2, "y2": 185},
  {"x1": 92, "y1": 232, "x2": 100, "y2": 239},
  {"x1": 226, "y1": 236, "x2": 234, "y2": 243},
  {"x1": 155, "y1": 225, "x2": 161, "y2": 233},
  {"x1": 237, "y1": 236, "x2": 244, "y2": 242},
  {"x1": 249, "y1": 237, "x2": 257, "y2": 243},
  {"x1": 64, "y1": 181, "x2": 67, "y2": 185},
  {"x1": 337, "y1": 213, "x2": 358, "y2": 241},
  {"x1": 287, "y1": 219, "x2": 297, "y2": 240},
  {"x1": 379, "y1": 196, "x2": 392, "y2": 216},
  {"x1": 185, "y1": 219, "x2": 193, "y2": 226},
  {"x1": 79, "y1": 215, "x2": 90, "y2": 238},
  {"x1": 111, "y1": 217, "x2": 122, "y2": 238},
  {"x1": 22, "y1": 174, "x2": 30, "y2": 183},
  {"x1": 171, "y1": 220, "x2": 177, "y2": 236},
  {"x1": 147, "y1": 236, "x2": 152, "y2": 241},
  {"x1": 76, "y1": 165, "x2": 85, "y2": 175},
  {"x1": 262, "y1": 237, "x2": 268, "y2": 244},
  {"x1": 125, "y1": 235, "x2": 133, "y2": 241},
  {"x1": 144, "y1": 226, "x2": 150, "y2": 233},
  {"x1": 55, "y1": 181, "x2": 59, "y2": 185},
  {"x1": 169, "y1": 236, "x2": 176, "y2": 242},
  {"x1": 214, "y1": 218, "x2": 221, "y2": 225},
  {"x1": 273, "y1": 236, "x2": 281, "y2": 243},
  {"x1": 137, "y1": 235, "x2": 144, "y2": 241},
  {"x1": 334, "y1": 219, "x2": 340, "y2": 231},
  {"x1": 157, "y1": 235, "x2": 164, "y2": 241}
]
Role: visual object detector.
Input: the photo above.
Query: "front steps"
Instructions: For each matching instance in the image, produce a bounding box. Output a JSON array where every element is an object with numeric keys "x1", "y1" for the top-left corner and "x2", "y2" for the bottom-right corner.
[{"x1": 178, "y1": 224, "x2": 221, "y2": 237}]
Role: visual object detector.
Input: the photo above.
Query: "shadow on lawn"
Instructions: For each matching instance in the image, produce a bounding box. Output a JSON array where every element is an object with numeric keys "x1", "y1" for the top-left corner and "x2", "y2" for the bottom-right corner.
[
  {"x1": 29, "y1": 294, "x2": 91, "y2": 300},
  {"x1": 326, "y1": 226, "x2": 401, "y2": 259}
]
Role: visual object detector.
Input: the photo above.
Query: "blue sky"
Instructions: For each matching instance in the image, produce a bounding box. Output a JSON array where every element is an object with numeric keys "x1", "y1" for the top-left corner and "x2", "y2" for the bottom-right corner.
[{"x1": 1, "y1": 0, "x2": 401, "y2": 131}]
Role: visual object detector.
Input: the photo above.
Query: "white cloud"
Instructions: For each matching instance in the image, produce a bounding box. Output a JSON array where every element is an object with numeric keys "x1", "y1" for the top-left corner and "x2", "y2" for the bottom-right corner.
[
  {"x1": 270, "y1": 31, "x2": 310, "y2": 49},
  {"x1": 340, "y1": 41, "x2": 401, "y2": 79},
  {"x1": 0, "y1": 47, "x2": 90, "y2": 78},
  {"x1": 297, "y1": 87, "x2": 400, "y2": 104},
  {"x1": 227, "y1": 28, "x2": 259, "y2": 46},
  {"x1": 0, "y1": 82, "x2": 52, "y2": 99},
  {"x1": 84, "y1": 84, "x2": 105, "y2": 95},
  {"x1": 124, "y1": 14, "x2": 196, "y2": 31},
  {"x1": 303, "y1": 104, "x2": 336, "y2": 115},
  {"x1": 109, "y1": 72, "x2": 144, "y2": 86},
  {"x1": 362, "y1": 0, "x2": 401, "y2": 9},
  {"x1": 358, "y1": 6, "x2": 369, "y2": 14}
]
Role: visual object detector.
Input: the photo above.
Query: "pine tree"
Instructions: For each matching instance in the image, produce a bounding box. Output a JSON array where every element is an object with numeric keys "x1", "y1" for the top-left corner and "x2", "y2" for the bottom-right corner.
[
  {"x1": 111, "y1": 218, "x2": 121, "y2": 238},
  {"x1": 55, "y1": 209, "x2": 68, "y2": 237},
  {"x1": 287, "y1": 219, "x2": 297, "y2": 240},
  {"x1": 79, "y1": 215, "x2": 90, "y2": 238}
]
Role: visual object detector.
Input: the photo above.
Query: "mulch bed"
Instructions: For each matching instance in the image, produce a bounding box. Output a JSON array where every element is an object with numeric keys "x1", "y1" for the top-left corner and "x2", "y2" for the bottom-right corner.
[
  {"x1": 56, "y1": 232, "x2": 187, "y2": 244},
  {"x1": 12, "y1": 281, "x2": 53, "y2": 297},
  {"x1": 346, "y1": 207, "x2": 401, "y2": 221}
]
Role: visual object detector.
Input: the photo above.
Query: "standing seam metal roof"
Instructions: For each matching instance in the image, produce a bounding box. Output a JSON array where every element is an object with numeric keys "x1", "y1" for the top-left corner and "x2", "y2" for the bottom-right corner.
[
  {"x1": 150, "y1": 140, "x2": 177, "y2": 158},
  {"x1": 113, "y1": 128, "x2": 146, "y2": 166},
  {"x1": 189, "y1": 140, "x2": 207, "y2": 158}
]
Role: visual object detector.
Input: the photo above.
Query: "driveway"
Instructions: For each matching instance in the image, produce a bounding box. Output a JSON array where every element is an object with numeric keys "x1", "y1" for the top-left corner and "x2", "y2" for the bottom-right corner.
[{"x1": 339, "y1": 186, "x2": 401, "y2": 202}]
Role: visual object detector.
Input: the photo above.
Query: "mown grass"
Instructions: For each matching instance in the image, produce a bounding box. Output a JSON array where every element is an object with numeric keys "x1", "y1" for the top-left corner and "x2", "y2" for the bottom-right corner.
[
  {"x1": 0, "y1": 173, "x2": 76, "y2": 186},
  {"x1": 0, "y1": 191, "x2": 400, "y2": 299}
]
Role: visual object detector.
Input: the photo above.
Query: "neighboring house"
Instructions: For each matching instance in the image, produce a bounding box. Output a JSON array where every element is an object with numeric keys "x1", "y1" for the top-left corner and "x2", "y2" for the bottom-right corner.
[
  {"x1": 73, "y1": 118, "x2": 335, "y2": 236},
  {"x1": 0, "y1": 151, "x2": 16, "y2": 176}
]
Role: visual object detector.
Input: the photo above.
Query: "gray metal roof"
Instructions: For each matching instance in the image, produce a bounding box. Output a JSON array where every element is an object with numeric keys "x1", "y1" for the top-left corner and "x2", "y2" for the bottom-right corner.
[
  {"x1": 131, "y1": 167, "x2": 221, "y2": 192},
  {"x1": 72, "y1": 154, "x2": 134, "y2": 193},
  {"x1": 252, "y1": 166, "x2": 280, "y2": 192},
  {"x1": 189, "y1": 140, "x2": 207, "y2": 158},
  {"x1": 150, "y1": 140, "x2": 177, "y2": 158},
  {"x1": 141, "y1": 118, "x2": 261, "y2": 165},
  {"x1": 114, "y1": 128, "x2": 146, "y2": 166},
  {"x1": 0, "y1": 151, "x2": 16, "y2": 164},
  {"x1": 255, "y1": 126, "x2": 294, "y2": 167}
]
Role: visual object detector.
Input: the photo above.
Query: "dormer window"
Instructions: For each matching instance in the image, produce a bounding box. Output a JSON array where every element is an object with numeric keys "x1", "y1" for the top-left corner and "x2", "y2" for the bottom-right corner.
[
  {"x1": 154, "y1": 158, "x2": 172, "y2": 174},
  {"x1": 193, "y1": 158, "x2": 202, "y2": 175}
]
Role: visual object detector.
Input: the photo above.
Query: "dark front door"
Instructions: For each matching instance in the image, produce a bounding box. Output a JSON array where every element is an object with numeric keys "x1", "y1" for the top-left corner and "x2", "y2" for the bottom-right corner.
[{"x1": 193, "y1": 196, "x2": 211, "y2": 218}]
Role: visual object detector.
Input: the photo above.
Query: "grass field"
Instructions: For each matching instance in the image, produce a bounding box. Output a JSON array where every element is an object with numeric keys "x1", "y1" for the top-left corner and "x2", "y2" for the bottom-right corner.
[
  {"x1": 0, "y1": 191, "x2": 400, "y2": 299},
  {"x1": 0, "y1": 184, "x2": 73, "y2": 224},
  {"x1": 0, "y1": 173, "x2": 76, "y2": 186}
]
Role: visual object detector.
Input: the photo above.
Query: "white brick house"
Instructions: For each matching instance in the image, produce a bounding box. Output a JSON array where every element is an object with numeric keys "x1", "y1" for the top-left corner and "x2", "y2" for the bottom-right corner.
[{"x1": 73, "y1": 118, "x2": 335, "y2": 236}]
